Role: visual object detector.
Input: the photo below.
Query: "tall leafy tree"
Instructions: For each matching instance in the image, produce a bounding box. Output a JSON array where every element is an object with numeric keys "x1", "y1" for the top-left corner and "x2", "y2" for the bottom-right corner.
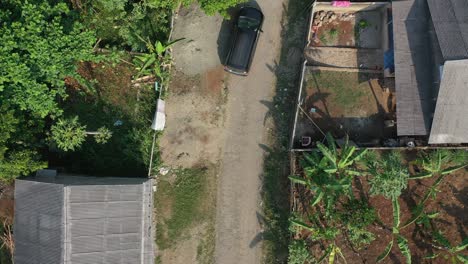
[
  {"x1": 0, "y1": 0, "x2": 98, "y2": 117},
  {"x1": 51, "y1": 116, "x2": 112, "y2": 152},
  {"x1": 0, "y1": 0, "x2": 99, "y2": 182}
]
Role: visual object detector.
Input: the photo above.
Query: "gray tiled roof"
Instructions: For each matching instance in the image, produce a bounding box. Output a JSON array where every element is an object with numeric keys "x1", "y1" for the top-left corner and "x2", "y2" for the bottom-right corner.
[
  {"x1": 393, "y1": 0, "x2": 434, "y2": 136},
  {"x1": 14, "y1": 175, "x2": 154, "y2": 264},
  {"x1": 429, "y1": 60, "x2": 468, "y2": 144},
  {"x1": 427, "y1": 0, "x2": 468, "y2": 60}
]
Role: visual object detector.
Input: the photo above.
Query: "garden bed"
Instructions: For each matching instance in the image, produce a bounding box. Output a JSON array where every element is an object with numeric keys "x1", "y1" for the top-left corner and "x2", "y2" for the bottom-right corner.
[
  {"x1": 310, "y1": 8, "x2": 384, "y2": 48},
  {"x1": 289, "y1": 148, "x2": 467, "y2": 264}
]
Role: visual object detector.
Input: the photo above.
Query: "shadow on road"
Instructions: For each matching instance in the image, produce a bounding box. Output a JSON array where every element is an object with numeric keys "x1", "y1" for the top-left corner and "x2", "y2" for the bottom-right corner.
[{"x1": 259, "y1": 0, "x2": 312, "y2": 262}]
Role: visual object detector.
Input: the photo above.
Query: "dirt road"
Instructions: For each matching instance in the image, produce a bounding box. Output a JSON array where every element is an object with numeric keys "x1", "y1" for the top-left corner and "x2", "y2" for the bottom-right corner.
[{"x1": 215, "y1": 1, "x2": 287, "y2": 263}]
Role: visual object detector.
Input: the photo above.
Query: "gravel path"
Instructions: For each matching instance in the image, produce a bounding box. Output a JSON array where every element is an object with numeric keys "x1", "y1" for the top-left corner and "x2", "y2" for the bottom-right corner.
[{"x1": 215, "y1": 1, "x2": 287, "y2": 263}]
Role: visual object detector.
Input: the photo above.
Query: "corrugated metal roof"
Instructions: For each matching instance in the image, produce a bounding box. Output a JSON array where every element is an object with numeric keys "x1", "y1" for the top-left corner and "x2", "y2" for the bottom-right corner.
[
  {"x1": 14, "y1": 180, "x2": 64, "y2": 264},
  {"x1": 427, "y1": 0, "x2": 468, "y2": 61},
  {"x1": 393, "y1": 0, "x2": 435, "y2": 136},
  {"x1": 429, "y1": 59, "x2": 468, "y2": 144},
  {"x1": 14, "y1": 175, "x2": 154, "y2": 264}
]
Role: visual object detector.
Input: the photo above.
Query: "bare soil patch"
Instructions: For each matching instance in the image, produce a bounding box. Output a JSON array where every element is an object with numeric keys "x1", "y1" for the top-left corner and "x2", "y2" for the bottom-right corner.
[{"x1": 159, "y1": 67, "x2": 227, "y2": 168}]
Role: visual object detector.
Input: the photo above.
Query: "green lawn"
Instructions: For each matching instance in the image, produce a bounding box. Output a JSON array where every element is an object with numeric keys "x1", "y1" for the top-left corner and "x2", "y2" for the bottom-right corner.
[
  {"x1": 155, "y1": 167, "x2": 214, "y2": 251},
  {"x1": 305, "y1": 70, "x2": 375, "y2": 114}
]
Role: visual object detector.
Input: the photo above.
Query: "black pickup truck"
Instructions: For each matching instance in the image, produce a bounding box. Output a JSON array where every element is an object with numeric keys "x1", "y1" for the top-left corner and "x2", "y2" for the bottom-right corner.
[{"x1": 224, "y1": 7, "x2": 264, "y2": 76}]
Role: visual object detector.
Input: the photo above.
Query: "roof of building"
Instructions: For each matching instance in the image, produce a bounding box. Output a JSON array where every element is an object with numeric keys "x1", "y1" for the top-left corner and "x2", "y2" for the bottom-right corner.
[
  {"x1": 14, "y1": 174, "x2": 154, "y2": 264},
  {"x1": 392, "y1": 0, "x2": 435, "y2": 136},
  {"x1": 429, "y1": 59, "x2": 468, "y2": 144},
  {"x1": 427, "y1": 0, "x2": 468, "y2": 61}
]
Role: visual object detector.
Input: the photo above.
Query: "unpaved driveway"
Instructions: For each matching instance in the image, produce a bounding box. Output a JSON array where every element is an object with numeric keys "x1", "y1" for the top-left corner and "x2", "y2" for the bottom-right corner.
[{"x1": 215, "y1": 1, "x2": 288, "y2": 263}]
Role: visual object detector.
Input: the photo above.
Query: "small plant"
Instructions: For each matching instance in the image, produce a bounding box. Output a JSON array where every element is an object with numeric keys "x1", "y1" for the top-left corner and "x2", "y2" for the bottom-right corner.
[
  {"x1": 358, "y1": 19, "x2": 370, "y2": 29},
  {"x1": 94, "y1": 127, "x2": 112, "y2": 144},
  {"x1": 427, "y1": 232, "x2": 468, "y2": 263},
  {"x1": 288, "y1": 240, "x2": 312, "y2": 264},
  {"x1": 339, "y1": 199, "x2": 376, "y2": 229},
  {"x1": 348, "y1": 227, "x2": 375, "y2": 250},
  {"x1": 319, "y1": 34, "x2": 328, "y2": 45},
  {"x1": 368, "y1": 151, "x2": 409, "y2": 200},
  {"x1": 328, "y1": 28, "x2": 338, "y2": 38},
  {"x1": 289, "y1": 134, "x2": 367, "y2": 209}
]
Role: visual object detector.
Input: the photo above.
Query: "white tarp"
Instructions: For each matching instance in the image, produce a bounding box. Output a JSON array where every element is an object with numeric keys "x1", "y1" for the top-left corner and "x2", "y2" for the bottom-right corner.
[{"x1": 151, "y1": 99, "x2": 166, "y2": 131}]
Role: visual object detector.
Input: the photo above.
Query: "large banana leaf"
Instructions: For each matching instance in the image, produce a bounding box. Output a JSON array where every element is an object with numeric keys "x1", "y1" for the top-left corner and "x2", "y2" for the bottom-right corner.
[
  {"x1": 397, "y1": 235, "x2": 411, "y2": 264},
  {"x1": 290, "y1": 218, "x2": 315, "y2": 232},
  {"x1": 456, "y1": 254, "x2": 468, "y2": 263},
  {"x1": 317, "y1": 142, "x2": 337, "y2": 165},
  {"x1": 338, "y1": 144, "x2": 355, "y2": 168},
  {"x1": 409, "y1": 172, "x2": 433, "y2": 179},
  {"x1": 328, "y1": 245, "x2": 337, "y2": 264},
  {"x1": 454, "y1": 238, "x2": 468, "y2": 252},
  {"x1": 311, "y1": 189, "x2": 324, "y2": 206},
  {"x1": 392, "y1": 198, "x2": 401, "y2": 232},
  {"x1": 288, "y1": 175, "x2": 308, "y2": 186},
  {"x1": 377, "y1": 240, "x2": 393, "y2": 262},
  {"x1": 326, "y1": 133, "x2": 337, "y2": 155},
  {"x1": 441, "y1": 164, "x2": 468, "y2": 175}
]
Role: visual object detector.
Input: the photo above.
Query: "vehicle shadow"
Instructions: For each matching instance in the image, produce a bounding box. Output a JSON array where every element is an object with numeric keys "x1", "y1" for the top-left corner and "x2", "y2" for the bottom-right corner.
[{"x1": 216, "y1": 1, "x2": 262, "y2": 64}]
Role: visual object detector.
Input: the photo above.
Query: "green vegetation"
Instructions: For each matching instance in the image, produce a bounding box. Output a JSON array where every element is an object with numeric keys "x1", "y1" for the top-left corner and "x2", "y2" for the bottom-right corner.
[
  {"x1": 358, "y1": 19, "x2": 370, "y2": 29},
  {"x1": 262, "y1": 0, "x2": 310, "y2": 262},
  {"x1": 50, "y1": 116, "x2": 112, "y2": 152},
  {"x1": 155, "y1": 167, "x2": 210, "y2": 249},
  {"x1": 288, "y1": 240, "x2": 312, "y2": 264},
  {"x1": 367, "y1": 151, "x2": 409, "y2": 199},
  {"x1": 0, "y1": 0, "x2": 243, "y2": 183},
  {"x1": 426, "y1": 231, "x2": 467, "y2": 263},
  {"x1": 289, "y1": 140, "x2": 468, "y2": 263},
  {"x1": 329, "y1": 28, "x2": 338, "y2": 37},
  {"x1": 307, "y1": 71, "x2": 370, "y2": 112}
]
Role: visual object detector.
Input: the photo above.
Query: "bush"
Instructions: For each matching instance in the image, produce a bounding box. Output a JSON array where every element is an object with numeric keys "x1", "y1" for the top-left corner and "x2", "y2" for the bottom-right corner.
[
  {"x1": 348, "y1": 227, "x2": 375, "y2": 250},
  {"x1": 339, "y1": 199, "x2": 376, "y2": 229},
  {"x1": 368, "y1": 151, "x2": 409, "y2": 199},
  {"x1": 288, "y1": 240, "x2": 311, "y2": 264}
]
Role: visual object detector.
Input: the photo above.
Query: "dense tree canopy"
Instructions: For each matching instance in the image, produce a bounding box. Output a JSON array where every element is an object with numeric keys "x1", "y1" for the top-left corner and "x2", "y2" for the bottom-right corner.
[
  {"x1": 0, "y1": 0, "x2": 245, "y2": 183},
  {"x1": 0, "y1": 0, "x2": 99, "y2": 117},
  {"x1": 0, "y1": 0, "x2": 99, "y2": 181}
]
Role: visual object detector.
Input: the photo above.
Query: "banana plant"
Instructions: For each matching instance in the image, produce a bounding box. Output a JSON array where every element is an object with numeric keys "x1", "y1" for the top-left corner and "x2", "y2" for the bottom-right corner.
[
  {"x1": 289, "y1": 134, "x2": 367, "y2": 211},
  {"x1": 133, "y1": 37, "x2": 184, "y2": 83},
  {"x1": 402, "y1": 150, "x2": 467, "y2": 228},
  {"x1": 377, "y1": 198, "x2": 412, "y2": 264},
  {"x1": 289, "y1": 217, "x2": 345, "y2": 264},
  {"x1": 426, "y1": 232, "x2": 468, "y2": 263}
]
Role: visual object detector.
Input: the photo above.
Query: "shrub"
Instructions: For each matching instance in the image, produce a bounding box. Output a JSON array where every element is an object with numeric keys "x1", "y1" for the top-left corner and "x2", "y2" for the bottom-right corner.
[
  {"x1": 348, "y1": 227, "x2": 375, "y2": 250},
  {"x1": 340, "y1": 199, "x2": 376, "y2": 229},
  {"x1": 368, "y1": 151, "x2": 409, "y2": 199},
  {"x1": 288, "y1": 240, "x2": 312, "y2": 264}
]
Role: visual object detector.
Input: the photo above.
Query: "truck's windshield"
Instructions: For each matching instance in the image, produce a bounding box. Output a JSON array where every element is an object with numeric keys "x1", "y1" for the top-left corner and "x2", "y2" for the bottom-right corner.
[{"x1": 238, "y1": 16, "x2": 260, "y2": 30}]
